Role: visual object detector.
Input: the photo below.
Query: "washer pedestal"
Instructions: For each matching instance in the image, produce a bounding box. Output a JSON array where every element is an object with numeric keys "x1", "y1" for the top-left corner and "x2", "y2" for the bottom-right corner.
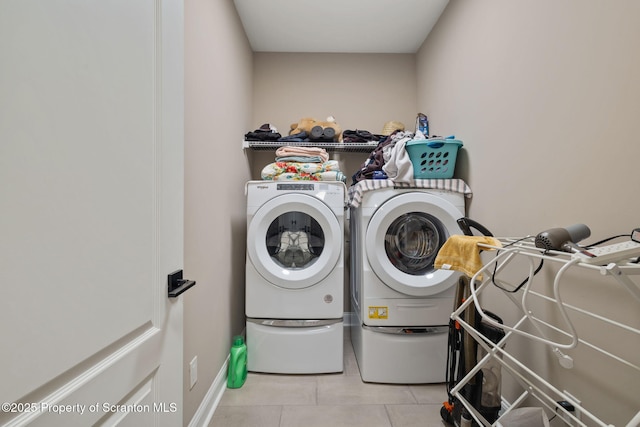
[
  {"x1": 246, "y1": 318, "x2": 343, "y2": 374},
  {"x1": 350, "y1": 310, "x2": 448, "y2": 384}
]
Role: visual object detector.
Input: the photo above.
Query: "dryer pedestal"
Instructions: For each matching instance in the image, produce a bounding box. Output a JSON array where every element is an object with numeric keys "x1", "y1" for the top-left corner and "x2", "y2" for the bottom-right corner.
[
  {"x1": 350, "y1": 309, "x2": 448, "y2": 384},
  {"x1": 247, "y1": 318, "x2": 343, "y2": 374}
]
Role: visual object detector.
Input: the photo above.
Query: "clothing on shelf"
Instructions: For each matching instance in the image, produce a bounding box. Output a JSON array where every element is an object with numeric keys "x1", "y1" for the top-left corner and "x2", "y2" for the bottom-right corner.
[
  {"x1": 244, "y1": 123, "x2": 282, "y2": 141},
  {"x1": 342, "y1": 129, "x2": 383, "y2": 143}
]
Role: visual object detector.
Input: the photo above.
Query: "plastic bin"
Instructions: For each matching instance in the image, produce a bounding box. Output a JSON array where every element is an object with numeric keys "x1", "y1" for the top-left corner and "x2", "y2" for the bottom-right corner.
[{"x1": 405, "y1": 139, "x2": 463, "y2": 179}]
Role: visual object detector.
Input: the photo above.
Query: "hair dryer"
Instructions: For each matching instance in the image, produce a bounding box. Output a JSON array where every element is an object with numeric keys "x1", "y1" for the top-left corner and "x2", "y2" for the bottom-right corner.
[{"x1": 534, "y1": 224, "x2": 591, "y2": 252}]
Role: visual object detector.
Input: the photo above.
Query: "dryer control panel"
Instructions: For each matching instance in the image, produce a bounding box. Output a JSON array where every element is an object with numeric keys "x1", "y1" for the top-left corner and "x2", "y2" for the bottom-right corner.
[
  {"x1": 247, "y1": 180, "x2": 346, "y2": 213},
  {"x1": 277, "y1": 183, "x2": 315, "y2": 191}
]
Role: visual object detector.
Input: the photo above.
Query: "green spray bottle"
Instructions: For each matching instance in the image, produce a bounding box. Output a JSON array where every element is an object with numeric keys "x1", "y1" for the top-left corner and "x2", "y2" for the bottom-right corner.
[{"x1": 227, "y1": 335, "x2": 247, "y2": 388}]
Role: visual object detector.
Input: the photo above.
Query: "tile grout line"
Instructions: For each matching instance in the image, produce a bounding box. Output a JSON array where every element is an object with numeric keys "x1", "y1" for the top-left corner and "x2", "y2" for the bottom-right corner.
[{"x1": 383, "y1": 404, "x2": 395, "y2": 427}]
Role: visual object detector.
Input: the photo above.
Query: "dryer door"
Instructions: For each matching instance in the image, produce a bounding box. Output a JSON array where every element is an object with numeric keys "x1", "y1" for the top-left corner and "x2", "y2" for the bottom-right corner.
[
  {"x1": 365, "y1": 192, "x2": 460, "y2": 296},
  {"x1": 247, "y1": 193, "x2": 341, "y2": 289}
]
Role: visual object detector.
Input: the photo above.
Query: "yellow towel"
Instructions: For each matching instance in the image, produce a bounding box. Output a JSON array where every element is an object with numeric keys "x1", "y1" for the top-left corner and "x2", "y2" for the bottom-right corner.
[{"x1": 434, "y1": 235, "x2": 502, "y2": 279}]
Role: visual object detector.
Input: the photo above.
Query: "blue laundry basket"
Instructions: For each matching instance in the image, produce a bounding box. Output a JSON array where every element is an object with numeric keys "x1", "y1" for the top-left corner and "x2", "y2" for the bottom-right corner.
[{"x1": 405, "y1": 139, "x2": 463, "y2": 179}]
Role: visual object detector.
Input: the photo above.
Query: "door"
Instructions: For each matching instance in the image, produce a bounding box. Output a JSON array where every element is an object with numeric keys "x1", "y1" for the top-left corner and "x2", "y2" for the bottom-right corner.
[
  {"x1": 0, "y1": 1, "x2": 184, "y2": 426},
  {"x1": 247, "y1": 193, "x2": 342, "y2": 288},
  {"x1": 365, "y1": 192, "x2": 461, "y2": 296}
]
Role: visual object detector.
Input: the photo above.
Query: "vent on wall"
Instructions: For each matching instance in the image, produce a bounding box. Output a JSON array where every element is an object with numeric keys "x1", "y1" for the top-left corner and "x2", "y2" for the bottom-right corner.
[{"x1": 233, "y1": 0, "x2": 449, "y2": 54}]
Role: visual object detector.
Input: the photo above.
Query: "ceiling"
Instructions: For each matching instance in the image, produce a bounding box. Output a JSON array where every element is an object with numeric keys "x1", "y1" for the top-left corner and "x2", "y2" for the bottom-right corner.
[{"x1": 233, "y1": 0, "x2": 449, "y2": 54}]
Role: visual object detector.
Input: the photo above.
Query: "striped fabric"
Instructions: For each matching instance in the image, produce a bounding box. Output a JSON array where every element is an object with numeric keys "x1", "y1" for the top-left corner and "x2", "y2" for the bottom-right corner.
[{"x1": 347, "y1": 179, "x2": 472, "y2": 208}]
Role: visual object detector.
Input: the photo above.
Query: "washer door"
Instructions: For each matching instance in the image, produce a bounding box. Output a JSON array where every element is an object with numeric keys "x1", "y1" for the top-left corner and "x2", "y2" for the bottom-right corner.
[
  {"x1": 365, "y1": 192, "x2": 460, "y2": 296},
  {"x1": 247, "y1": 193, "x2": 341, "y2": 289}
]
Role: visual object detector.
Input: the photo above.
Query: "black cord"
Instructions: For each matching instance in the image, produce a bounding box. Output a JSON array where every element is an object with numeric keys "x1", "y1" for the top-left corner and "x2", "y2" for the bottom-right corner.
[
  {"x1": 583, "y1": 233, "x2": 630, "y2": 248},
  {"x1": 491, "y1": 258, "x2": 544, "y2": 293},
  {"x1": 489, "y1": 236, "x2": 545, "y2": 293},
  {"x1": 584, "y1": 233, "x2": 640, "y2": 263}
]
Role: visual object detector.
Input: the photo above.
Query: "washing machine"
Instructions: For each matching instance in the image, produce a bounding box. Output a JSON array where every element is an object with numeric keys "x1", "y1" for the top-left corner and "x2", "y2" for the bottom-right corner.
[
  {"x1": 245, "y1": 180, "x2": 346, "y2": 374},
  {"x1": 349, "y1": 181, "x2": 467, "y2": 383}
]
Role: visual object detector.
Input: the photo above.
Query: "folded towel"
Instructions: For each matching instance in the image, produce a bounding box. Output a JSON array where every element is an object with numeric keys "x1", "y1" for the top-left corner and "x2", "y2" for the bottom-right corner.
[
  {"x1": 268, "y1": 171, "x2": 346, "y2": 182},
  {"x1": 275, "y1": 146, "x2": 329, "y2": 163},
  {"x1": 275, "y1": 156, "x2": 326, "y2": 163},
  {"x1": 261, "y1": 160, "x2": 340, "y2": 180},
  {"x1": 434, "y1": 235, "x2": 502, "y2": 279}
]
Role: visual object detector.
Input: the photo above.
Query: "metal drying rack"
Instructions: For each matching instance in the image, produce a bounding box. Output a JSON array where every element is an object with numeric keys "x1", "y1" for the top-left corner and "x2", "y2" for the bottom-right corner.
[{"x1": 449, "y1": 237, "x2": 640, "y2": 427}]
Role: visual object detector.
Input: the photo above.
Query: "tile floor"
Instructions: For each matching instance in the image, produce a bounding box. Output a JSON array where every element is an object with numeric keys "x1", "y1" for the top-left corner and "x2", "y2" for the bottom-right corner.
[{"x1": 211, "y1": 329, "x2": 453, "y2": 427}]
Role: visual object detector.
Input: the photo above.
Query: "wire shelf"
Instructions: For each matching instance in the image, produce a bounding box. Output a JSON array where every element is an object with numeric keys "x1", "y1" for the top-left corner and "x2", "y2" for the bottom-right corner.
[{"x1": 243, "y1": 140, "x2": 379, "y2": 153}]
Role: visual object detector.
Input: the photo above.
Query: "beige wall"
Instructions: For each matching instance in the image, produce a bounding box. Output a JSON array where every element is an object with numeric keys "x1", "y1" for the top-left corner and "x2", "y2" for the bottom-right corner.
[
  {"x1": 418, "y1": 1, "x2": 640, "y2": 425},
  {"x1": 252, "y1": 52, "x2": 417, "y2": 135},
  {"x1": 183, "y1": 0, "x2": 253, "y2": 423},
  {"x1": 249, "y1": 52, "x2": 419, "y2": 188}
]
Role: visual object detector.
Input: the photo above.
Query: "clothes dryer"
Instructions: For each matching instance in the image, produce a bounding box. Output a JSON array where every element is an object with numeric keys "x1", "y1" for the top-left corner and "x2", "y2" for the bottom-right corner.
[
  {"x1": 245, "y1": 180, "x2": 346, "y2": 374},
  {"x1": 349, "y1": 180, "x2": 468, "y2": 383}
]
